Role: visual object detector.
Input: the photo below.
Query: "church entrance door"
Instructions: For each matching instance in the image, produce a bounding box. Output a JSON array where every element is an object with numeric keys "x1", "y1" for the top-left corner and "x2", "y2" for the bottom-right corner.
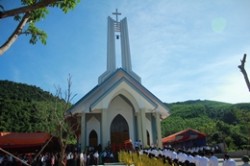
[
  {"x1": 110, "y1": 114, "x2": 129, "y2": 151},
  {"x1": 89, "y1": 130, "x2": 98, "y2": 147}
]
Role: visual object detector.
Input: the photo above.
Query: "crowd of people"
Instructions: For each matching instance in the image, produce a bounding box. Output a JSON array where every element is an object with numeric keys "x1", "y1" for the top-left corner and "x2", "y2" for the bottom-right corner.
[
  {"x1": 0, "y1": 145, "x2": 249, "y2": 166},
  {"x1": 119, "y1": 145, "x2": 249, "y2": 166},
  {"x1": 0, "y1": 152, "x2": 58, "y2": 166},
  {"x1": 0, "y1": 146, "x2": 116, "y2": 166}
]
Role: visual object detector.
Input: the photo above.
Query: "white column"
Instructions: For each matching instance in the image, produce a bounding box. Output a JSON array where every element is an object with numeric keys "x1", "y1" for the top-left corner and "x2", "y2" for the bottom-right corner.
[
  {"x1": 98, "y1": 17, "x2": 116, "y2": 84},
  {"x1": 136, "y1": 112, "x2": 142, "y2": 144},
  {"x1": 120, "y1": 17, "x2": 141, "y2": 83},
  {"x1": 80, "y1": 112, "x2": 86, "y2": 151},
  {"x1": 140, "y1": 109, "x2": 147, "y2": 147},
  {"x1": 155, "y1": 112, "x2": 163, "y2": 148},
  {"x1": 120, "y1": 17, "x2": 132, "y2": 72},
  {"x1": 101, "y1": 109, "x2": 108, "y2": 147},
  {"x1": 107, "y1": 17, "x2": 116, "y2": 72}
]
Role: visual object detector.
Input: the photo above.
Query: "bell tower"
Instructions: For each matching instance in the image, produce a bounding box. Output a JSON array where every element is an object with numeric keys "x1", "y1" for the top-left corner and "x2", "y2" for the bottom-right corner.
[{"x1": 98, "y1": 9, "x2": 141, "y2": 84}]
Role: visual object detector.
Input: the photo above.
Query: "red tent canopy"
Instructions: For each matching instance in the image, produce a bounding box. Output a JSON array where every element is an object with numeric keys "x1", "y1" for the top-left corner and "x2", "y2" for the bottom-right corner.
[
  {"x1": 162, "y1": 128, "x2": 206, "y2": 144},
  {"x1": 0, "y1": 132, "x2": 52, "y2": 151}
]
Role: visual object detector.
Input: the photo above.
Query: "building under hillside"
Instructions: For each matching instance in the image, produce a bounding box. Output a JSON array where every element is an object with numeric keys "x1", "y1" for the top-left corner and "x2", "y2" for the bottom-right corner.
[
  {"x1": 66, "y1": 10, "x2": 169, "y2": 152},
  {"x1": 162, "y1": 128, "x2": 206, "y2": 149}
]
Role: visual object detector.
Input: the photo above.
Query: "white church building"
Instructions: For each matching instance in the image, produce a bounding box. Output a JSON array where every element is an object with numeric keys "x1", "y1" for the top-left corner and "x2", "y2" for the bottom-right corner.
[{"x1": 66, "y1": 10, "x2": 169, "y2": 151}]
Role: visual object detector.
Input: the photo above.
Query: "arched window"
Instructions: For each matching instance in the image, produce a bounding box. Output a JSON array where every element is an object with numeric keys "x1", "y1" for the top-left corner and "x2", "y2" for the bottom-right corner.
[{"x1": 147, "y1": 130, "x2": 150, "y2": 146}]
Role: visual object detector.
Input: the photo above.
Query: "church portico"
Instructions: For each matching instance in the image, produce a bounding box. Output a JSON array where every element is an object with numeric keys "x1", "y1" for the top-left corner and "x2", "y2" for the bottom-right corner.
[
  {"x1": 107, "y1": 95, "x2": 135, "y2": 145},
  {"x1": 66, "y1": 10, "x2": 169, "y2": 152},
  {"x1": 86, "y1": 115, "x2": 101, "y2": 147}
]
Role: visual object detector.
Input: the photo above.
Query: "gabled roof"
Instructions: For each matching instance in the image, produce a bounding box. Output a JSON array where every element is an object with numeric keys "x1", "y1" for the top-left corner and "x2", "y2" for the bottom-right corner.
[
  {"x1": 162, "y1": 128, "x2": 206, "y2": 144},
  {"x1": 66, "y1": 68, "x2": 169, "y2": 118},
  {"x1": 0, "y1": 132, "x2": 51, "y2": 149},
  {"x1": 0, "y1": 132, "x2": 59, "y2": 153}
]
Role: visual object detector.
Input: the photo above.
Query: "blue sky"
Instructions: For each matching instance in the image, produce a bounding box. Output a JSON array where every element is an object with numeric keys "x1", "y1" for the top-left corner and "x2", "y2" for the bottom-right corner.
[{"x1": 1, "y1": 0, "x2": 250, "y2": 104}]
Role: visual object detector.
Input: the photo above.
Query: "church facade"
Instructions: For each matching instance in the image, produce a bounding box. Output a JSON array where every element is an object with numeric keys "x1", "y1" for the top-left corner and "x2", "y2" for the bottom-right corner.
[{"x1": 66, "y1": 10, "x2": 169, "y2": 151}]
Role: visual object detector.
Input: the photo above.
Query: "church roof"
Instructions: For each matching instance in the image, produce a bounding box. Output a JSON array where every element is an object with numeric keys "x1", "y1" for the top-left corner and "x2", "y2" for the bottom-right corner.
[{"x1": 66, "y1": 68, "x2": 169, "y2": 119}]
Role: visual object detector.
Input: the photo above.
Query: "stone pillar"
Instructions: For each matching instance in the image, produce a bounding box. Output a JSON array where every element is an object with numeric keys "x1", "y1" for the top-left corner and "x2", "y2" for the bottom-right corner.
[
  {"x1": 120, "y1": 17, "x2": 132, "y2": 72},
  {"x1": 140, "y1": 109, "x2": 147, "y2": 147},
  {"x1": 98, "y1": 17, "x2": 116, "y2": 84},
  {"x1": 155, "y1": 112, "x2": 163, "y2": 148},
  {"x1": 80, "y1": 112, "x2": 86, "y2": 151},
  {"x1": 107, "y1": 17, "x2": 116, "y2": 72},
  {"x1": 101, "y1": 109, "x2": 108, "y2": 147},
  {"x1": 136, "y1": 111, "x2": 142, "y2": 144}
]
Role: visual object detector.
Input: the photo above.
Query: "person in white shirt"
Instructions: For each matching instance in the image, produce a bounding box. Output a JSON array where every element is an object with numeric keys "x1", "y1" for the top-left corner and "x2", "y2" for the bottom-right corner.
[
  {"x1": 223, "y1": 154, "x2": 236, "y2": 166},
  {"x1": 193, "y1": 152, "x2": 201, "y2": 166},
  {"x1": 170, "y1": 149, "x2": 177, "y2": 160},
  {"x1": 179, "y1": 151, "x2": 188, "y2": 164},
  {"x1": 241, "y1": 155, "x2": 250, "y2": 166},
  {"x1": 199, "y1": 151, "x2": 209, "y2": 166},
  {"x1": 152, "y1": 148, "x2": 159, "y2": 158},
  {"x1": 134, "y1": 140, "x2": 139, "y2": 150},
  {"x1": 93, "y1": 150, "x2": 99, "y2": 165},
  {"x1": 0, "y1": 155, "x2": 3, "y2": 165},
  {"x1": 186, "y1": 152, "x2": 195, "y2": 165},
  {"x1": 207, "y1": 151, "x2": 218, "y2": 166},
  {"x1": 80, "y1": 151, "x2": 87, "y2": 166}
]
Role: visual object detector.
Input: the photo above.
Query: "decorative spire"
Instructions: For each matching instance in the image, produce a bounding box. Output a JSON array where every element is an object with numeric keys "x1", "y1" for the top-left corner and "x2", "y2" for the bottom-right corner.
[{"x1": 98, "y1": 10, "x2": 141, "y2": 84}]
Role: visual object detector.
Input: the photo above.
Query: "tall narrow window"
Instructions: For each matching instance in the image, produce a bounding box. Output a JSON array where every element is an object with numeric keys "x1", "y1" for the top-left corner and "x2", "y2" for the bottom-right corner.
[{"x1": 147, "y1": 130, "x2": 150, "y2": 146}]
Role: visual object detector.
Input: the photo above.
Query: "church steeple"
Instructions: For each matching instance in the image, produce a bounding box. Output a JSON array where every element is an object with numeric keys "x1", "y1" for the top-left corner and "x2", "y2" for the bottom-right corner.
[{"x1": 98, "y1": 9, "x2": 141, "y2": 84}]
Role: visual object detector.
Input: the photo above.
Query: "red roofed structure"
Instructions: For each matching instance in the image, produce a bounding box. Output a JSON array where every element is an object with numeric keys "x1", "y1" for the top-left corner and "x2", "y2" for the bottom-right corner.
[
  {"x1": 0, "y1": 132, "x2": 58, "y2": 153},
  {"x1": 162, "y1": 128, "x2": 206, "y2": 149}
]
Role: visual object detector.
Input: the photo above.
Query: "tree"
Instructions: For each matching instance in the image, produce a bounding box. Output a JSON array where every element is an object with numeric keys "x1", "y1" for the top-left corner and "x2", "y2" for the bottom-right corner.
[
  {"x1": 238, "y1": 53, "x2": 250, "y2": 91},
  {"x1": 0, "y1": 0, "x2": 80, "y2": 55},
  {"x1": 52, "y1": 74, "x2": 80, "y2": 166},
  {"x1": 238, "y1": 54, "x2": 250, "y2": 151},
  {"x1": 29, "y1": 74, "x2": 80, "y2": 166}
]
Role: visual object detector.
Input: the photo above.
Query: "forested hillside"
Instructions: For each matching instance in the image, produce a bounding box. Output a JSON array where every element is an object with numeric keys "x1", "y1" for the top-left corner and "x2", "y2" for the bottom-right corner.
[
  {"x1": 162, "y1": 100, "x2": 250, "y2": 150},
  {"x1": 1, "y1": 80, "x2": 249, "y2": 151},
  {"x1": 0, "y1": 80, "x2": 67, "y2": 133}
]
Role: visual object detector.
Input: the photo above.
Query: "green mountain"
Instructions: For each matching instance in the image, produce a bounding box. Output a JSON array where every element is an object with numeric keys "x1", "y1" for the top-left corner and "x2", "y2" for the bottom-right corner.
[
  {"x1": 0, "y1": 80, "x2": 66, "y2": 133},
  {"x1": 0, "y1": 80, "x2": 249, "y2": 150},
  {"x1": 162, "y1": 100, "x2": 250, "y2": 150}
]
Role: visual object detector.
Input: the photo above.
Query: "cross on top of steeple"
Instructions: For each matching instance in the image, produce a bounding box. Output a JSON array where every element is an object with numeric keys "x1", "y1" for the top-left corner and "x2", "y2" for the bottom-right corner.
[
  {"x1": 112, "y1": 9, "x2": 121, "y2": 22},
  {"x1": 99, "y1": 9, "x2": 141, "y2": 84}
]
